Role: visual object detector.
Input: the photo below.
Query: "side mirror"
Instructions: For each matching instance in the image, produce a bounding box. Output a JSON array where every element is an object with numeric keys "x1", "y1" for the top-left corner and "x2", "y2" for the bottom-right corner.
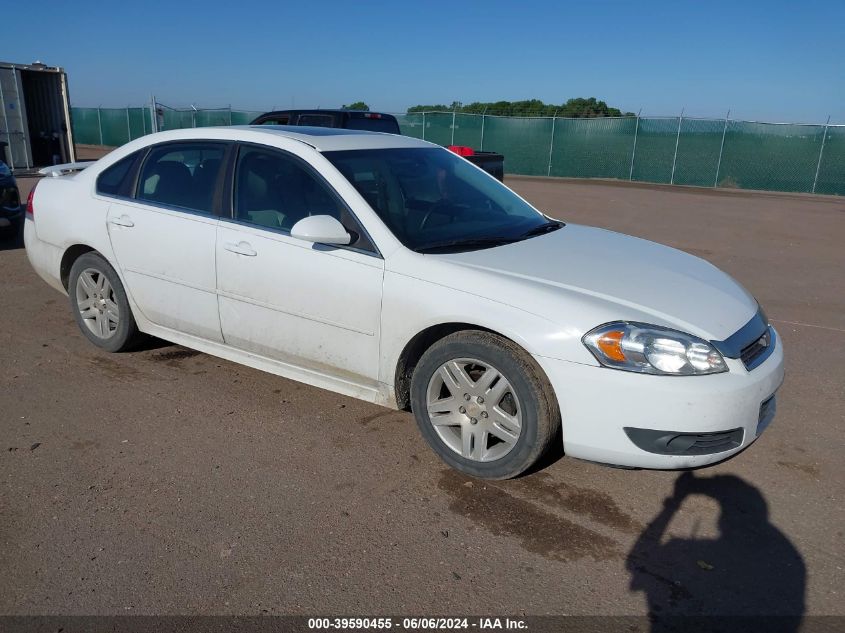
[{"x1": 290, "y1": 215, "x2": 351, "y2": 246}]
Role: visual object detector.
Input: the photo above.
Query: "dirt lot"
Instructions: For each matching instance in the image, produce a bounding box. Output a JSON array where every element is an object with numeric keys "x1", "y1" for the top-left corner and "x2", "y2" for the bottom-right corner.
[{"x1": 1, "y1": 173, "x2": 843, "y2": 621}]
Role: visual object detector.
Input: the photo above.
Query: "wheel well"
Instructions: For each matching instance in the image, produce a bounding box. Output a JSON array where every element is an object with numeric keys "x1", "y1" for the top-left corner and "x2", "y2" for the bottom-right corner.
[
  {"x1": 60, "y1": 245, "x2": 96, "y2": 290},
  {"x1": 394, "y1": 322, "x2": 502, "y2": 410}
]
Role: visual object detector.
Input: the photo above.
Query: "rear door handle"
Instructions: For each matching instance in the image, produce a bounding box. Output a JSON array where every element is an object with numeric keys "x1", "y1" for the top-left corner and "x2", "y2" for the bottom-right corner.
[
  {"x1": 224, "y1": 241, "x2": 257, "y2": 257},
  {"x1": 109, "y1": 215, "x2": 134, "y2": 228}
]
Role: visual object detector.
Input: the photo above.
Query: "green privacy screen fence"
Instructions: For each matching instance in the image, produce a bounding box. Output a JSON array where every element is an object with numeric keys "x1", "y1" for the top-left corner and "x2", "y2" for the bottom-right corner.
[
  {"x1": 71, "y1": 106, "x2": 844, "y2": 195},
  {"x1": 71, "y1": 106, "x2": 264, "y2": 147},
  {"x1": 71, "y1": 107, "x2": 155, "y2": 148},
  {"x1": 397, "y1": 112, "x2": 844, "y2": 195}
]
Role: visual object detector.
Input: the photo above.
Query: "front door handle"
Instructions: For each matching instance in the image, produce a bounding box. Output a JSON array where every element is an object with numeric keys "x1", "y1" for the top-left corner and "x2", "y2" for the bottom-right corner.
[
  {"x1": 109, "y1": 215, "x2": 134, "y2": 228},
  {"x1": 224, "y1": 241, "x2": 257, "y2": 257}
]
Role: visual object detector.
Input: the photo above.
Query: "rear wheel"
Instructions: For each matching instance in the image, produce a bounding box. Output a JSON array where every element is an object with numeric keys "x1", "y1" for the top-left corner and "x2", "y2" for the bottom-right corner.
[
  {"x1": 69, "y1": 252, "x2": 141, "y2": 352},
  {"x1": 410, "y1": 330, "x2": 560, "y2": 479}
]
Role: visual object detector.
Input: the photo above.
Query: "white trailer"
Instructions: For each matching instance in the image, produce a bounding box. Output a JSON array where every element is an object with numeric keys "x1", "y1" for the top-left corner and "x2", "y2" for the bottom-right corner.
[{"x1": 0, "y1": 61, "x2": 76, "y2": 171}]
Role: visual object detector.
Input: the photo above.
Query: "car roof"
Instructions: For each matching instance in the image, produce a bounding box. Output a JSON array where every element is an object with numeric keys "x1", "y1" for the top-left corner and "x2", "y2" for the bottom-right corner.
[
  {"x1": 245, "y1": 125, "x2": 430, "y2": 150},
  {"x1": 128, "y1": 125, "x2": 432, "y2": 152}
]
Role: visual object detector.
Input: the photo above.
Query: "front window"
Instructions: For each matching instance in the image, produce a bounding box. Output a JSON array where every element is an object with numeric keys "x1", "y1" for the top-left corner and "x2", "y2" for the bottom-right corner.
[
  {"x1": 232, "y1": 145, "x2": 376, "y2": 252},
  {"x1": 234, "y1": 146, "x2": 344, "y2": 230},
  {"x1": 323, "y1": 148, "x2": 559, "y2": 252}
]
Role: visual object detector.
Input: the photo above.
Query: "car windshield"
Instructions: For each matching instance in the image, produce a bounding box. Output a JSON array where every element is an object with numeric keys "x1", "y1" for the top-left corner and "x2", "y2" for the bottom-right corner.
[{"x1": 323, "y1": 147, "x2": 559, "y2": 252}]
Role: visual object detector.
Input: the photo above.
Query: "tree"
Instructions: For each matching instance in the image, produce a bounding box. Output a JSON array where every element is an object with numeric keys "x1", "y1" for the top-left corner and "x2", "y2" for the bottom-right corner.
[
  {"x1": 407, "y1": 98, "x2": 634, "y2": 117},
  {"x1": 407, "y1": 104, "x2": 449, "y2": 113},
  {"x1": 341, "y1": 102, "x2": 369, "y2": 111}
]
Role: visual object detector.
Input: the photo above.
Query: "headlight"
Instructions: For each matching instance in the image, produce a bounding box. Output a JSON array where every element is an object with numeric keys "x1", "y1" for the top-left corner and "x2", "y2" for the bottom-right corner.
[
  {"x1": 583, "y1": 322, "x2": 727, "y2": 375},
  {"x1": 0, "y1": 162, "x2": 10, "y2": 177}
]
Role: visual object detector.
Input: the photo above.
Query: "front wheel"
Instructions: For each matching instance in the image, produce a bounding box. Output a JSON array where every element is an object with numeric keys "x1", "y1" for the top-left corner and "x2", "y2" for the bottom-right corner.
[
  {"x1": 410, "y1": 331, "x2": 560, "y2": 479},
  {"x1": 68, "y1": 252, "x2": 142, "y2": 352}
]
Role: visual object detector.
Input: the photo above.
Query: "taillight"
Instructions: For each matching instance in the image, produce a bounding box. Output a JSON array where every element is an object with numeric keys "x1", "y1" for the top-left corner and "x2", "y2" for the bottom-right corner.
[
  {"x1": 447, "y1": 145, "x2": 475, "y2": 157},
  {"x1": 26, "y1": 183, "x2": 37, "y2": 218}
]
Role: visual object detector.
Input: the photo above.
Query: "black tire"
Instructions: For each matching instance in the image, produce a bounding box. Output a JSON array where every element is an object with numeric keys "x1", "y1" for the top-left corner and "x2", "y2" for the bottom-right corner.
[
  {"x1": 410, "y1": 330, "x2": 560, "y2": 479},
  {"x1": 68, "y1": 252, "x2": 142, "y2": 352}
]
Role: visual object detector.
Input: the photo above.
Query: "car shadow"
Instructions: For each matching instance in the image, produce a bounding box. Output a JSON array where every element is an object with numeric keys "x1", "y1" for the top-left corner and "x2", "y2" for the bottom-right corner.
[
  {"x1": 519, "y1": 426, "x2": 565, "y2": 477},
  {"x1": 129, "y1": 335, "x2": 174, "y2": 353},
  {"x1": 626, "y1": 471, "x2": 805, "y2": 632}
]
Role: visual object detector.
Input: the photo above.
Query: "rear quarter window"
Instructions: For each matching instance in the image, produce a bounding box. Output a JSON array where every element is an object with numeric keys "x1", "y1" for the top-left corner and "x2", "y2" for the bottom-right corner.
[{"x1": 96, "y1": 152, "x2": 140, "y2": 197}]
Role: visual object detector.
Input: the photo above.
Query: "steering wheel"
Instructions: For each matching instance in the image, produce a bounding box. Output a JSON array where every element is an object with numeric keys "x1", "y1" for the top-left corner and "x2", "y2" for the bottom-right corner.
[{"x1": 420, "y1": 201, "x2": 467, "y2": 231}]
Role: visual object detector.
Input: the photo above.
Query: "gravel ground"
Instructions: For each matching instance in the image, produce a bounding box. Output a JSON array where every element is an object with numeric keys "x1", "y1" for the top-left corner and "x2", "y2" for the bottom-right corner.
[{"x1": 1, "y1": 173, "x2": 843, "y2": 620}]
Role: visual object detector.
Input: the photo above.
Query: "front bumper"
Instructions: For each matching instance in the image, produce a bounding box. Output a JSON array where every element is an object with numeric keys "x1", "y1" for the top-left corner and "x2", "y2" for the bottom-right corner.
[
  {"x1": 534, "y1": 328, "x2": 785, "y2": 469},
  {"x1": 0, "y1": 207, "x2": 23, "y2": 228},
  {"x1": 0, "y1": 183, "x2": 23, "y2": 227}
]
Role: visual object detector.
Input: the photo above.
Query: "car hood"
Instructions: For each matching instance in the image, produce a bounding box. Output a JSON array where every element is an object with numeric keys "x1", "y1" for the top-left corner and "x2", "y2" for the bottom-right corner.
[{"x1": 433, "y1": 224, "x2": 758, "y2": 341}]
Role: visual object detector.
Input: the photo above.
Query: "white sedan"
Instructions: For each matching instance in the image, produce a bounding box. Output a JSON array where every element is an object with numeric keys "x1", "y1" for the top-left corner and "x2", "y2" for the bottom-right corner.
[{"x1": 24, "y1": 126, "x2": 784, "y2": 479}]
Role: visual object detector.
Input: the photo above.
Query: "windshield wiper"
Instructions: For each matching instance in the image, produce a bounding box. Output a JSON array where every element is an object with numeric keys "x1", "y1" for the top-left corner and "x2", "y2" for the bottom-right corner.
[
  {"x1": 415, "y1": 222, "x2": 564, "y2": 253},
  {"x1": 519, "y1": 220, "x2": 564, "y2": 239},
  {"x1": 415, "y1": 236, "x2": 519, "y2": 254}
]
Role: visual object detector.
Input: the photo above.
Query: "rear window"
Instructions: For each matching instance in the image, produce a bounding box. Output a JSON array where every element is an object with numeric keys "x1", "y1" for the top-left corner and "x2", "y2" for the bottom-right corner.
[
  {"x1": 137, "y1": 142, "x2": 226, "y2": 214},
  {"x1": 258, "y1": 115, "x2": 290, "y2": 125},
  {"x1": 345, "y1": 115, "x2": 400, "y2": 134},
  {"x1": 297, "y1": 114, "x2": 335, "y2": 128}
]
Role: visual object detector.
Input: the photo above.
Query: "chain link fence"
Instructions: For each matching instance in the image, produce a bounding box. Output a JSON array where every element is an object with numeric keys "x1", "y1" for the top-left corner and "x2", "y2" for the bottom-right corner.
[
  {"x1": 71, "y1": 105, "x2": 265, "y2": 147},
  {"x1": 70, "y1": 106, "x2": 844, "y2": 195}
]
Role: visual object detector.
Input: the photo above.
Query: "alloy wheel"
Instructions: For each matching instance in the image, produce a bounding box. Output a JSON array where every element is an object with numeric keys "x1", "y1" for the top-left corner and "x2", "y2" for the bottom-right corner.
[
  {"x1": 426, "y1": 358, "x2": 523, "y2": 462},
  {"x1": 75, "y1": 268, "x2": 119, "y2": 339}
]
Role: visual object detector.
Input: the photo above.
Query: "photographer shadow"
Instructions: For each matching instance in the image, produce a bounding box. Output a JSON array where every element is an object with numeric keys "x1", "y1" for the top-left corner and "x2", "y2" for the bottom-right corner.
[{"x1": 627, "y1": 471, "x2": 805, "y2": 632}]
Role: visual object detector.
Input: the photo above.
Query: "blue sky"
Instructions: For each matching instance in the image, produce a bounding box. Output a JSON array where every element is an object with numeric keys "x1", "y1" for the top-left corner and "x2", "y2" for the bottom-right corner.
[{"x1": 4, "y1": 0, "x2": 844, "y2": 122}]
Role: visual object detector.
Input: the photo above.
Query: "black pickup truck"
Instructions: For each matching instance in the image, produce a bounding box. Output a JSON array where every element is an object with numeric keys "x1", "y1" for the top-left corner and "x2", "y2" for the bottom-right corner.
[{"x1": 250, "y1": 109, "x2": 504, "y2": 182}]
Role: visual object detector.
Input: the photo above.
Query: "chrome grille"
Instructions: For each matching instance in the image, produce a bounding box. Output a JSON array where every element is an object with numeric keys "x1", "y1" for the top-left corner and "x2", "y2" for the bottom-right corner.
[{"x1": 740, "y1": 328, "x2": 773, "y2": 370}]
